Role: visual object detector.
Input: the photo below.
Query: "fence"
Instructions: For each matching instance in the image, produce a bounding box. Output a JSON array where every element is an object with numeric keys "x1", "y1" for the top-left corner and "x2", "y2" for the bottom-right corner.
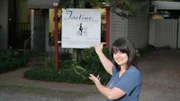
[{"x1": 149, "y1": 19, "x2": 180, "y2": 49}]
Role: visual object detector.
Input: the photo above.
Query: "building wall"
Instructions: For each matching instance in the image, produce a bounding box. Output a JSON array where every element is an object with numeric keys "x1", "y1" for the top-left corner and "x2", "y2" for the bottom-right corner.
[
  {"x1": 0, "y1": 0, "x2": 8, "y2": 50},
  {"x1": 128, "y1": 13, "x2": 149, "y2": 49},
  {"x1": 109, "y1": 2, "x2": 149, "y2": 49},
  {"x1": 109, "y1": 12, "x2": 128, "y2": 47},
  {"x1": 127, "y1": 2, "x2": 149, "y2": 49},
  {"x1": 16, "y1": 0, "x2": 30, "y2": 23}
]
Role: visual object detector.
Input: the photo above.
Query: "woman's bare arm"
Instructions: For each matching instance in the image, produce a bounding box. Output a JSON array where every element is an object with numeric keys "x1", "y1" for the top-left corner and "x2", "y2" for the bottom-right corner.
[
  {"x1": 94, "y1": 43, "x2": 114, "y2": 75},
  {"x1": 89, "y1": 74, "x2": 126, "y2": 100}
]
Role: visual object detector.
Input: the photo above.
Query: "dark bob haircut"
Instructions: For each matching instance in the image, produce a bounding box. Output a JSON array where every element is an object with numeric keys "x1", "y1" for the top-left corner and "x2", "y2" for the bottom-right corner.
[{"x1": 111, "y1": 37, "x2": 139, "y2": 70}]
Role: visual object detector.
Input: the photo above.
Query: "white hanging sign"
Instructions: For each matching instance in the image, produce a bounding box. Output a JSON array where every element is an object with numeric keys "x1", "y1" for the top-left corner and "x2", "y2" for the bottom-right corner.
[{"x1": 62, "y1": 8, "x2": 101, "y2": 48}]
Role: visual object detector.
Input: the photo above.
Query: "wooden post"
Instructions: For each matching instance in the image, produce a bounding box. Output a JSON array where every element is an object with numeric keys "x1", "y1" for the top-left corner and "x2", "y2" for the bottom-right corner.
[{"x1": 53, "y1": 3, "x2": 59, "y2": 70}]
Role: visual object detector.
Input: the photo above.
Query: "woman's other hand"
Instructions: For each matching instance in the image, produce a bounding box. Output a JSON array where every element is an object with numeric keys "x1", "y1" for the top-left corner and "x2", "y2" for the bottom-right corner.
[{"x1": 89, "y1": 74, "x2": 101, "y2": 85}]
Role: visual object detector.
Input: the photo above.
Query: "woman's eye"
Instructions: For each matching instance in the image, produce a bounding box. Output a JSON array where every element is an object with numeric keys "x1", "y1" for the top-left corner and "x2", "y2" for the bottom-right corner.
[{"x1": 118, "y1": 51, "x2": 123, "y2": 54}]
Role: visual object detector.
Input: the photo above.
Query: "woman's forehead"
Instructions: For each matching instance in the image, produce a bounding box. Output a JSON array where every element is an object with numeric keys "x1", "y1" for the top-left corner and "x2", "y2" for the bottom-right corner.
[
  {"x1": 112, "y1": 47, "x2": 126, "y2": 53},
  {"x1": 112, "y1": 48, "x2": 121, "y2": 53}
]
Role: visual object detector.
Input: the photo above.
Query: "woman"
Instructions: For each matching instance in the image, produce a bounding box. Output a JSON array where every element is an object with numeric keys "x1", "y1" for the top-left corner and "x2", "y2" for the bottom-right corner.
[{"x1": 89, "y1": 37, "x2": 142, "y2": 101}]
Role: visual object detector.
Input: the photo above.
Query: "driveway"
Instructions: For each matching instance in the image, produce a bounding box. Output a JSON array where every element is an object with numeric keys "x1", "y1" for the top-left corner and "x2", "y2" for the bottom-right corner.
[{"x1": 139, "y1": 49, "x2": 180, "y2": 101}]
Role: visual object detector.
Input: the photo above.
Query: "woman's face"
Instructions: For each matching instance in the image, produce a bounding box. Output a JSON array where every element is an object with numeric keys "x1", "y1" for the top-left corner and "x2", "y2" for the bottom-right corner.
[{"x1": 113, "y1": 50, "x2": 128, "y2": 66}]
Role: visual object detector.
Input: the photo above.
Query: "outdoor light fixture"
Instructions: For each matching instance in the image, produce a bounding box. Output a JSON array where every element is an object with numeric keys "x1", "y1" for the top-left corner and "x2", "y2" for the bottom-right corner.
[{"x1": 53, "y1": 2, "x2": 58, "y2": 7}]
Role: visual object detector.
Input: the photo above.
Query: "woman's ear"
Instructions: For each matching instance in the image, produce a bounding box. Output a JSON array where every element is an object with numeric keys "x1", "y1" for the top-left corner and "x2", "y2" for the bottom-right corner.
[{"x1": 135, "y1": 48, "x2": 140, "y2": 57}]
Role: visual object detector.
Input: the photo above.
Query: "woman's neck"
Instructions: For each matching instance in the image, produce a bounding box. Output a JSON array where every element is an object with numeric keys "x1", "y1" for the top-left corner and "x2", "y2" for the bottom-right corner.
[
  {"x1": 118, "y1": 64, "x2": 128, "y2": 77},
  {"x1": 120, "y1": 64, "x2": 128, "y2": 71}
]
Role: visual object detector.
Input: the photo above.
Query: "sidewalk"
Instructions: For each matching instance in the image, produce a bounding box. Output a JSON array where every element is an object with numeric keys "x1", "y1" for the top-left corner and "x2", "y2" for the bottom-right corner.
[
  {"x1": 0, "y1": 67, "x2": 106, "y2": 101},
  {"x1": 0, "y1": 67, "x2": 98, "y2": 93}
]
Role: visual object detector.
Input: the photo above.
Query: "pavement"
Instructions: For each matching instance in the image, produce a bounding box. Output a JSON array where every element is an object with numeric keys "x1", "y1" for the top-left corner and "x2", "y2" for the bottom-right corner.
[{"x1": 0, "y1": 49, "x2": 180, "y2": 101}]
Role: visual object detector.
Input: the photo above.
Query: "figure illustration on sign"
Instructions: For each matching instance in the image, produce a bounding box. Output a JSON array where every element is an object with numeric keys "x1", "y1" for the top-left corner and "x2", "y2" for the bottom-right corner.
[{"x1": 77, "y1": 23, "x2": 87, "y2": 36}]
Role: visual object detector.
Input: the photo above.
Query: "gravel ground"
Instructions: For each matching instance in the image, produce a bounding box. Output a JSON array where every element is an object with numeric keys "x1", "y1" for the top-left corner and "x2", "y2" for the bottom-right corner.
[
  {"x1": 0, "y1": 49, "x2": 180, "y2": 101},
  {"x1": 0, "y1": 91, "x2": 105, "y2": 101}
]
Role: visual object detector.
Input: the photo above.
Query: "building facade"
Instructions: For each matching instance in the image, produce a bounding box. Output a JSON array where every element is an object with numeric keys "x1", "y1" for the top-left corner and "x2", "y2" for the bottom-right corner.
[{"x1": 0, "y1": 0, "x2": 149, "y2": 52}]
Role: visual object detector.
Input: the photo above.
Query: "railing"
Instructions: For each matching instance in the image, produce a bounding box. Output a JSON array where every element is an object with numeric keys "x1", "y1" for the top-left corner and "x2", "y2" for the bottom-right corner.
[
  {"x1": 23, "y1": 36, "x2": 32, "y2": 64},
  {"x1": 16, "y1": 23, "x2": 31, "y2": 34},
  {"x1": 15, "y1": 23, "x2": 31, "y2": 49}
]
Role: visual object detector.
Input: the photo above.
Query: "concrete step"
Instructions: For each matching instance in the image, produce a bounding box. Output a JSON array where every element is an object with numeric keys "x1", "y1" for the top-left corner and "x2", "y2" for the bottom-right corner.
[{"x1": 26, "y1": 56, "x2": 48, "y2": 68}]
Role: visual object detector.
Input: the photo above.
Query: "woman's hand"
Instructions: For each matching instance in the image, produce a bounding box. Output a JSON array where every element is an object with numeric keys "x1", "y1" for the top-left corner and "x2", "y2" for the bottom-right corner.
[
  {"x1": 94, "y1": 43, "x2": 106, "y2": 55},
  {"x1": 89, "y1": 74, "x2": 101, "y2": 85}
]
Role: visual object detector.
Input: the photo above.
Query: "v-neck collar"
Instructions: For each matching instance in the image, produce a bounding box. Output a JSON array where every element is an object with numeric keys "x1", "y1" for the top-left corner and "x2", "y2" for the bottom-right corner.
[{"x1": 117, "y1": 65, "x2": 133, "y2": 78}]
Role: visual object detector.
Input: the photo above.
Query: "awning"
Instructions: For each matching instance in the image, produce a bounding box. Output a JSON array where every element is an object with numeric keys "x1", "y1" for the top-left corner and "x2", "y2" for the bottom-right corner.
[
  {"x1": 152, "y1": 1, "x2": 180, "y2": 10},
  {"x1": 28, "y1": 0, "x2": 65, "y2": 9}
]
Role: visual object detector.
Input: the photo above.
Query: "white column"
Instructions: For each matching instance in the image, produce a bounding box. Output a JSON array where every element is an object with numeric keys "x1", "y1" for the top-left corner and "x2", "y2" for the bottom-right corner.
[
  {"x1": 178, "y1": 18, "x2": 180, "y2": 49},
  {"x1": 31, "y1": 9, "x2": 34, "y2": 50}
]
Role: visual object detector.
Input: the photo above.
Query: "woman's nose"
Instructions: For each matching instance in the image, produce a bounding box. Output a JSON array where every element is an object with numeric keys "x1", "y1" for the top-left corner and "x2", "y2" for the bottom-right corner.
[{"x1": 114, "y1": 53, "x2": 119, "y2": 58}]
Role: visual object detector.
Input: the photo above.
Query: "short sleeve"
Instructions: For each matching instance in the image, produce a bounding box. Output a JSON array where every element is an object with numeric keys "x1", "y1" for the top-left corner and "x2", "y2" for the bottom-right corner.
[
  {"x1": 114, "y1": 68, "x2": 141, "y2": 95},
  {"x1": 112, "y1": 66, "x2": 117, "y2": 75}
]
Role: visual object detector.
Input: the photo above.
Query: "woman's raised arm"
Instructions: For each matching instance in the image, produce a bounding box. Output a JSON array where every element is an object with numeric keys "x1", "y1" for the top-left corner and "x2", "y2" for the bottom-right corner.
[{"x1": 94, "y1": 43, "x2": 114, "y2": 75}]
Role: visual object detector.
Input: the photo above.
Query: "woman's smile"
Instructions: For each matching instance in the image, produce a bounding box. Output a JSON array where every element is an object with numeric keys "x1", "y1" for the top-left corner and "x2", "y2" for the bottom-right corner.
[{"x1": 113, "y1": 52, "x2": 128, "y2": 66}]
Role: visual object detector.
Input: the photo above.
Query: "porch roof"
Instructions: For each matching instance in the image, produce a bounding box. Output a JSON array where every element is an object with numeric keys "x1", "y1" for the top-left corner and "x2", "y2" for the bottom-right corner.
[
  {"x1": 152, "y1": 1, "x2": 180, "y2": 10},
  {"x1": 28, "y1": 0, "x2": 65, "y2": 9}
]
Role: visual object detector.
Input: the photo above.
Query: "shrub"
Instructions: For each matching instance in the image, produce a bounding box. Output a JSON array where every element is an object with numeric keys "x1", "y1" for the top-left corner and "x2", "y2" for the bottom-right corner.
[
  {"x1": 25, "y1": 46, "x2": 112, "y2": 84},
  {"x1": 0, "y1": 56, "x2": 24, "y2": 74},
  {"x1": 59, "y1": 52, "x2": 72, "y2": 61},
  {"x1": 80, "y1": 46, "x2": 112, "y2": 72},
  {"x1": 24, "y1": 66, "x2": 91, "y2": 84},
  {"x1": 45, "y1": 57, "x2": 54, "y2": 69},
  {"x1": 0, "y1": 49, "x2": 28, "y2": 74}
]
